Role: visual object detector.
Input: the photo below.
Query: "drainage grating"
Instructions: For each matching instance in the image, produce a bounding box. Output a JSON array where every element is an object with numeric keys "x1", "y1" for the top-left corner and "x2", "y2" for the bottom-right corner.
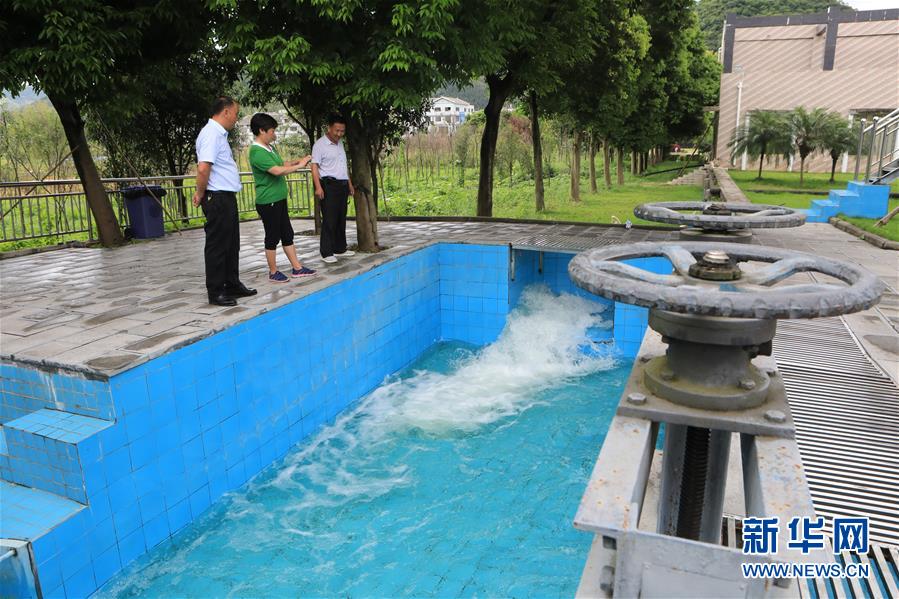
[
  {"x1": 773, "y1": 317, "x2": 899, "y2": 548},
  {"x1": 510, "y1": 235, "x2": 622, "y2": 252}
]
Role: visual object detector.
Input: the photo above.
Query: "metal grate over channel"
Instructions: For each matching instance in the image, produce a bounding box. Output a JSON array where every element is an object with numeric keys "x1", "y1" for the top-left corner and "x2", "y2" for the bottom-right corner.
[{"x1": 773, "y1": 317, "x2": 899, "y2": 548}]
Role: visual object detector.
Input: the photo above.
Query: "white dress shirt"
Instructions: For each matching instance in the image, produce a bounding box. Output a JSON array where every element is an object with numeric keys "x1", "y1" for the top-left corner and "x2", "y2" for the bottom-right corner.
[
  {"x1": 312, "y1": 135, "x2": 349, "y2": 180},
  {"x1": 196, "y1": 119, "x2": 241, "y2": 192}
]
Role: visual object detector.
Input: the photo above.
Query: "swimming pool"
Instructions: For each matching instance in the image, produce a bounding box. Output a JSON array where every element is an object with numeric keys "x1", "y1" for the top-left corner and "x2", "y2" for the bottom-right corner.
[{"x1": 97, "y1": 287, "x2": 631, "y2": 597}]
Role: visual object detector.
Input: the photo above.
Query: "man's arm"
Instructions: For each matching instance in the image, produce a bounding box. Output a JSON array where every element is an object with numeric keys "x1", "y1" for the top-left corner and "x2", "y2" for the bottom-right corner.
[
  {"x1": 192, "y1": 162, "x2": 212, "y2": 206},
  {"x1": 311, "y1": 163, "x2": 324, "y2": 199}
]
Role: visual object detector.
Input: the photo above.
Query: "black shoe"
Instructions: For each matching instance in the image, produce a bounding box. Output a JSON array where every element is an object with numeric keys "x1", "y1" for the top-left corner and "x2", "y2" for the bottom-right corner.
[
  {"x1": 208, "y1": 293, "x2": 237, "y2": 307},
  {"x1": 224, "y1": 283, "x2": 257, "y2": 298}
]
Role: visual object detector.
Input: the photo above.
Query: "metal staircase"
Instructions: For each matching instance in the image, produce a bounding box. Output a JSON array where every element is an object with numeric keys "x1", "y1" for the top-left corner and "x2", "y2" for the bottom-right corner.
[{"x1": 855, "y1": 108, "x2": 899, "y2": 185}]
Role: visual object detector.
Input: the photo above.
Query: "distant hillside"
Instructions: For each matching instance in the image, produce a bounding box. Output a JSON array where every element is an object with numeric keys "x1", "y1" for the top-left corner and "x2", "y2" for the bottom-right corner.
[
  {"x1": 1, "y1": 86, "x2": 45, "y2": 109},
  {"x1": 694, "y1": 0, "x2": 853, "y2": 50},
  {"x1": 434, "y1": 80, "x2": 489, "y2": 110}
]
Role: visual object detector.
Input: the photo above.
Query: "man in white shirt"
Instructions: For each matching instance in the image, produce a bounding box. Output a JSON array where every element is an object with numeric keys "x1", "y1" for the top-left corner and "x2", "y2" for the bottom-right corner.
[
  {"x1": 192, "y1": 96, "x2": 256, "y2": 306},
  {"x1": 311, "y1": 114, "x2": 356, "y2": 264}
]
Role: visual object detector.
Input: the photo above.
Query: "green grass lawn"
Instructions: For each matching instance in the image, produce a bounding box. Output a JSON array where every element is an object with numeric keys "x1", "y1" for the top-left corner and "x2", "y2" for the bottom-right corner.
[
  {"x1": 729, "y1": 169, "x2": 899, "y2": 195},
  {"x1": 379, "y1": 160, "x2": 699, "y2": 227},
  {"x1": 839, "y1": 199, "x2": 899, "y2": 243}
]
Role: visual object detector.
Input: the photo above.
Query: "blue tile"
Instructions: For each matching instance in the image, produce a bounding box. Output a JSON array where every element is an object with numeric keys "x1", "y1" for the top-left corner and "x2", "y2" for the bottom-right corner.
[
  {"x1": 112, "y1": 501, "x2": 142, "y2": 538},
  {"x1": 166, "y1": 499, "x2": 191, "y2": 534},
  {"x1": 92, "y1": 545, "x2": 122, "y2": 588},
  {"x1": 59, "y1": 537, "x2": 92, "y2": 581},
  {"x1": 128, "y1": 435, "x2": 157, "y2": 470},
  {"x1": 142, "y1": 512, "x2": 170, "y2": 550},
  {"x1": 88, "y1": 517, "x2": 117, "y2": 556},
  {"x1": 117, "y1": 527, "x2": 146, "y2": 567},
  {"x1": 63, "y1": 563, "x2": 97, "y2": 599},
  {"x1": 188, "y1": 486, "x2": 211, "y2": 518}
]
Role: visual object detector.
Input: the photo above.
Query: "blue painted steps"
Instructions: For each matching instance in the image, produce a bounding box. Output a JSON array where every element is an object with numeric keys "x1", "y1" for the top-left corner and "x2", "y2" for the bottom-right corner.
[
  {"x1": 803, "y1": 181, "x2": 890, "y2": 223},
  {"x1": 1, "y1": 409, "x2": 111, "y2": 503}
]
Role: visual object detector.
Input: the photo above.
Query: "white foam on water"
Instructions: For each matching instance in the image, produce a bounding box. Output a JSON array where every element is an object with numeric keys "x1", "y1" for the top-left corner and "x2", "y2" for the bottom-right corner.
[{"x1": 261, "y1": 285, "x2": 615, "y2": 504}]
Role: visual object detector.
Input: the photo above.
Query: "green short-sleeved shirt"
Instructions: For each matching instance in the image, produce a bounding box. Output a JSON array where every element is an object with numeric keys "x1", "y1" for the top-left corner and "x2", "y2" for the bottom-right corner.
[{"x1": 249, "y1": 143, "x2": 289, "y2": 205}]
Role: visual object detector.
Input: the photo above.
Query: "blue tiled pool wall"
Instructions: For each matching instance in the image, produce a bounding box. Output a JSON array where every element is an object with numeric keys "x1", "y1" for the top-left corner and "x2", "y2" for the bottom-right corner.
[
  {"x1": 508, "y1": 250, "x2": 672, "y2": 358},
  {"x1": 0, "y1": 243, "x2": 667, "y2": 598},
  {"x1": 0, "y1": 366, "x2": 114, "y2": 424}
]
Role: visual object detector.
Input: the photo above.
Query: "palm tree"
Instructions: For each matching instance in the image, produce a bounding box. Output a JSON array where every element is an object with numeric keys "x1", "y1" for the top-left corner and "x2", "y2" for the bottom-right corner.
[
  {"x1": 788, "y1": 107, "x2": 830, "y2": 185},
  {"x1": 819, "y1": 113, "x2": 856, "y2": 183},
  {"x1": 729, "y1": 110, "x2": 791, "y2": 180}
]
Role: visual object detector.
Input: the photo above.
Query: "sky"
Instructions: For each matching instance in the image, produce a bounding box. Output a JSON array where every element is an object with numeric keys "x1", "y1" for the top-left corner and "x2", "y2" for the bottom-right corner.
[{"x1": 844, "y1": 0, "x2": 897, "y2": 8}]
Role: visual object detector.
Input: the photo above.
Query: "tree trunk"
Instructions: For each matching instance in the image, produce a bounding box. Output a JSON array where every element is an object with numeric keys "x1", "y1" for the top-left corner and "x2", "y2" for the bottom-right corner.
[
  {"x1": 616, "y1": 147, "x2": 624, "y2": 185},
  {"x1": 603, "y1": 139, "x2": 612, "y2": 189},
  {"x1": 631, "y1": 151, "x2": 637, "y2": 175},
  {"x1": 48, "y1": 93, "x2": 124, "y2": 246},
  {"x1": 589, "y1": 135, "x2": 597, "y2": 193},
  {"x1": 403, "y1": 141, "x2": 410, "y2": 190},
  {"x1": 478, "y1": 74, "x2": 513, "y2": 217},
  {"x1": 830, "y1": 154, "x2": 838, "y2": 183},
  {"x1": 799, "y1": 156, "x2": 806, "y2": 185},
  {"x1": 344, "y1": 115, "x2": 379, "y2": 252},
  {"x1": 570, "y1": 130, "x2": 582, "y2": 202},
  {"x1": 757, "y1": 149, "x2": 765, "y2": 180}
]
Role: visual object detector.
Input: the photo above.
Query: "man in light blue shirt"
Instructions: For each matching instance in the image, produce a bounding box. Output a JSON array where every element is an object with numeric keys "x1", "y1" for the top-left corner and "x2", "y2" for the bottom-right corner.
[
  {"x1": 311, "y1": 114, "x2": 356, "y2": 263},
  {"x1": 192, "y1": 96, "x2": 256, "y2": 306}
]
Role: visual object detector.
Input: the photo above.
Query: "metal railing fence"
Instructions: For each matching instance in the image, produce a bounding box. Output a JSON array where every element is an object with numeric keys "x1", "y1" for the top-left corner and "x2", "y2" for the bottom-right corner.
[{"x1": 0, "y1": 171, "x2": 313, "y2": 243}]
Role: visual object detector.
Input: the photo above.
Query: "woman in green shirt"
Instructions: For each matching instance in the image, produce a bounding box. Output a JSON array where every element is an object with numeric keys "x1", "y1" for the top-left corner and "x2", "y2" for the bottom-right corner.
[{"x1": 249, "y1": 113, "x2": 317, "y2": 282}]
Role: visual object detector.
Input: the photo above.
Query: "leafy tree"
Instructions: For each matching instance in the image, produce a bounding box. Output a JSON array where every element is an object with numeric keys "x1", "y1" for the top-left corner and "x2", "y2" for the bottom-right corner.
[
  {"x1": 788, "y1": 106, "x2": 829, "y2": 185},
  {"x1": 0, "y1": 101, "x2": 72, "y2": 182},
  {"x1": 694, "y1": 0, "x2": 851, "y2": 50},
  {"x1": 0, "y1": 0, "x2": 213, "y2": 246},
  {"x1": 730, "y1": 110, "x2": 791, "y2": 179},
  {"x1": 819, "y1": 113, "x2": 856, "y2": 183},
  {"x1": 465, "y1": 0, "x2": 603, "y2": 217},
  {"x1": 550, "y1": 11, "x2": 650, "y2": 195},
  {"x1": 216, "y1": 0, "x2": 470, "y2": 251}
]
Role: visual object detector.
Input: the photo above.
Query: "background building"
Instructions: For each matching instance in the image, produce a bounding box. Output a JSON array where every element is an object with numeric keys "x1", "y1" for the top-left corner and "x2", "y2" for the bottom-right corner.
[
  {"x1": 425, "y1": 96, "x2": 476, "y2": 132},
  {"x1": 716, "y1": 7, "x2": 899, "y2": 173}
]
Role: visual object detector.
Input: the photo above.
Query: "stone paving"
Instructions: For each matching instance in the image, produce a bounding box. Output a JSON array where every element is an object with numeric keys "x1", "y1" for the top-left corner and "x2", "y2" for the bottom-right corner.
[{"x1": 0, "y1": 219, "x2": 896, "y2": 381}]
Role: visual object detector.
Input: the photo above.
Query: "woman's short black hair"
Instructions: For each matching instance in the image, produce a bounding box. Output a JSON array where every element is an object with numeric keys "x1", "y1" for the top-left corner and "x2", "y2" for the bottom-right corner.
[
  {"x1": 327, "y1": 113, "x2": 346, "y2": 126},
  {"x1": 250, "y1": 113, "x2": 278, "y2": 136},
  {"x1": 210, "y1": 96, "x2": 237, "y2": 117}
]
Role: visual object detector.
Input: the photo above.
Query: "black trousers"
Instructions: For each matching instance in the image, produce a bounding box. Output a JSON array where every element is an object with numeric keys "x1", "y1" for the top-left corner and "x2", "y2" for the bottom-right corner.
[
  {"x1": 320, "y1": 178, "x2": 349, "y2": 257},
  {"x1": 256, "y1": 198, "x2": 294, "y2": 250},
  {"x1": 201, "y1": 191, "x2": 241, "y2": 294}
]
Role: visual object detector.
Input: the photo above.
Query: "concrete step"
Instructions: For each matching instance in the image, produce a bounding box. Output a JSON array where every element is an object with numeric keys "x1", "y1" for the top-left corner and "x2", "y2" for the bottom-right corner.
[
  {"x1": 0, "y1": 480, "x2": 100, "y2": 599},
  {"x1": 1, "y1": 409, "x2": 111, "y2": 503}
]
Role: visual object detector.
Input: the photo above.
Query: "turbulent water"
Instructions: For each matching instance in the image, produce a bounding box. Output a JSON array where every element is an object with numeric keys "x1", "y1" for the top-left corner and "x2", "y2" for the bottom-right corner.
[{"x1": 99, "y1": 286, "x2": 630, "y2": 598}]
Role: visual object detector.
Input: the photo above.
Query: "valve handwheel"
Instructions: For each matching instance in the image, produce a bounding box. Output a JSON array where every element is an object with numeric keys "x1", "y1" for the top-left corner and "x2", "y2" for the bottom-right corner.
[
  {"x1": 634, "y1": 201, "x2": 806, "y2": 230},
  {"x1": 569, "y1": 241, "x2": 884, "y2": 320}
]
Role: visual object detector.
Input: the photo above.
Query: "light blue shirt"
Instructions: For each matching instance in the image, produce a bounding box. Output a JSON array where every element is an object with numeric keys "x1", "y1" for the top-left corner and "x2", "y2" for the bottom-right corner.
[
  {"x1": 196, "y1": 119, "x2": 241, "y2": 192},
  {"x1": 312, "y1": 135, "x2": 349, "y2": 180}
]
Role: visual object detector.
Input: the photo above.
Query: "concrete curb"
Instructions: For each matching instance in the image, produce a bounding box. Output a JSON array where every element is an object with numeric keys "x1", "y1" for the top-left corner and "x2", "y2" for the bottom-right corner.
[{"x1": 830, "y1": 217, "x2": 899, "y2": 251}]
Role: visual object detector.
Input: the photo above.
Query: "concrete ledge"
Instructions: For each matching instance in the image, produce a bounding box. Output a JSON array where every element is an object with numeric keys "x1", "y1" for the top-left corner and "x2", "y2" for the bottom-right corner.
[
  {"x1": 830, "y1": 217, "x2": 899, "y2": 251},
  {"x1": 711, "y1": 168, "x2": 750, "y2": 204}
]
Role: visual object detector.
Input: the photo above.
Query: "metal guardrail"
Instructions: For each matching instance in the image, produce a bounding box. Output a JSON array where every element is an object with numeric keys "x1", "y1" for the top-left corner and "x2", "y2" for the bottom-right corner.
[
  {"x1": 855, "y1": 108, "x2": 899, "y2": 184},
  {"x1": 0, "y1": 171, "x2": 313, "y2": 244}
]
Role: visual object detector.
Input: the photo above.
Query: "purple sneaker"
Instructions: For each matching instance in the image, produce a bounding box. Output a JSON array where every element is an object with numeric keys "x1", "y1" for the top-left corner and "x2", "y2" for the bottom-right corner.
[
  {"x1": 291, "y1": 267, "x2": 317, "y2": 278},
  {"x1": 269, "y1": 271, "x2": 289, "y2": 283}
]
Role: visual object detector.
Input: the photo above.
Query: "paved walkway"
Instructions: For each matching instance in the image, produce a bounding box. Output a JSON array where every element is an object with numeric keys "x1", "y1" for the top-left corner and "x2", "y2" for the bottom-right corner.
[{"x1": 0, "y1": 219, "x2": 896, "y2": 382}]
